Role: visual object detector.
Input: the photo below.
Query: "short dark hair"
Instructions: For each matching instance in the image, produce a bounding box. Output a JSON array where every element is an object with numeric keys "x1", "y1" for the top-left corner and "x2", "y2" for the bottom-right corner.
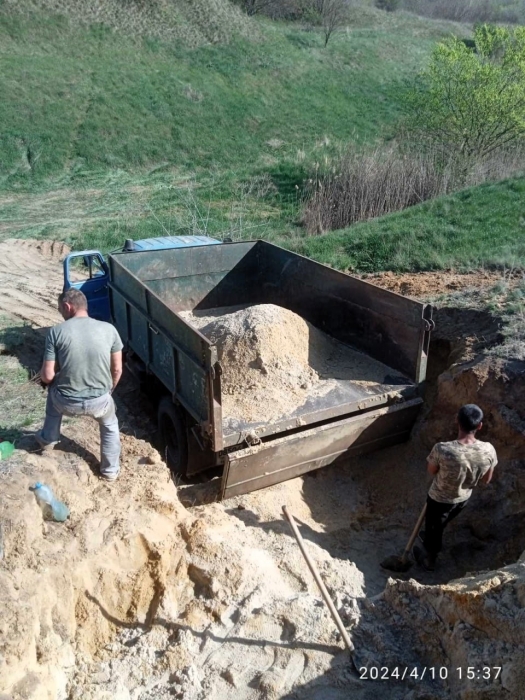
[
  {"x1": 59, "y1": 288, "x2": 88, "y2": 310},
  {"x1": 458, "y1": 404, "x2": 483, "y2": 433}
]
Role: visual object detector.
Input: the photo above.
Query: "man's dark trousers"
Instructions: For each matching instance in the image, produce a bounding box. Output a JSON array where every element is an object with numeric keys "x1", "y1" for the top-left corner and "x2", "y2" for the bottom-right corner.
[{"x1": 423, "y1": 495, "x2": 468, "y2": 560}]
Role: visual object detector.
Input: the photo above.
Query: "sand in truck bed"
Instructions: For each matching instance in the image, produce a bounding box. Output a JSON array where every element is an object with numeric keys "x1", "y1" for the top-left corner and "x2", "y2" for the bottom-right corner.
[{"x1": 179, "y1": 303, "x2": 401, "y2": 425}]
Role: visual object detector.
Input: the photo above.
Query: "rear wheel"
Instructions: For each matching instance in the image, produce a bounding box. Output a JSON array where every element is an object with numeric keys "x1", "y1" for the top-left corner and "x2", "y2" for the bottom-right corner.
[{"x1": 158, "y1": 397, "x2": 188, "y2": 477}]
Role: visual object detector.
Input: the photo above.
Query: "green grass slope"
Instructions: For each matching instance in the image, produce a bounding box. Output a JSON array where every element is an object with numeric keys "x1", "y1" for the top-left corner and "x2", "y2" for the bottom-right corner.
[
  {"x1": 0, "y1": 9, "x2": 460, "y2": 184},
  {"x1": 290, "y1": 177, "x2": 525, "y2": 272},
  {"x1": 4, "y1": 4, "x2": 510, "y2": 276}
]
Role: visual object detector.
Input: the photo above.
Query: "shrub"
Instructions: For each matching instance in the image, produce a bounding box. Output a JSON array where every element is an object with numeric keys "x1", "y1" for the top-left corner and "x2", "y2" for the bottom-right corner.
[
  {"x1": 406, "y1": 25, "x2": 525, "y2": 166},
  {"x1": 302, "y1": 145, "x2": 454, "y2": 234},
  {"x1": 301, "y1": 142, "x2": 525, "y2": 235}
]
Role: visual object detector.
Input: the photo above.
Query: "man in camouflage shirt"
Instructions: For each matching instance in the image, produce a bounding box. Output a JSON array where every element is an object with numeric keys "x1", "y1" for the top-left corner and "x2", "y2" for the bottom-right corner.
[{"x1": 415, "y1": 404, "x2": 497, "y2": 571}]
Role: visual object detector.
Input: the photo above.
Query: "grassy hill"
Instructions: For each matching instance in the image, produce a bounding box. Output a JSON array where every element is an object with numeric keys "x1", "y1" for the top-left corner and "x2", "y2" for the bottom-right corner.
[
  {"x1": 0, "y1": 7, "x2": 459, "y2": 182},
  {"x1": 4, "y1": 3, "x2": 518, "y2": 275},
  {"x1": 0, "y1": 6, "x2": 469, "y2": 247}
]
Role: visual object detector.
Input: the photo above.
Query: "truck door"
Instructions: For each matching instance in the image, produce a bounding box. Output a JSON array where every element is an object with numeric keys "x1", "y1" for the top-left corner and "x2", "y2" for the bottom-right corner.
[{"x1": 63, "y1": 251, "x2": 111, "y2": 322}]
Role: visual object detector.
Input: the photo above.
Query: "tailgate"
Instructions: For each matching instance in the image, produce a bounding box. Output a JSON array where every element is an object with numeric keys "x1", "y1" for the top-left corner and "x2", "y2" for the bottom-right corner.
[{"x1": 221, "y1": 398, "x2": 422, "y2": 499}]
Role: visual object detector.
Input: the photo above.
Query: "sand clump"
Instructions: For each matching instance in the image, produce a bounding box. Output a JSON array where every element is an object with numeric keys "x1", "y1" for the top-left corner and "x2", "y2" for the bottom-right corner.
[{"x1": 180, "y1": 303, "x2": 391, "y2": 424}]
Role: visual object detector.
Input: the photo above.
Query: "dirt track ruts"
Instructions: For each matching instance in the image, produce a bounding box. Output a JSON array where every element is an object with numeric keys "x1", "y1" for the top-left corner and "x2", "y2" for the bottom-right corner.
[{"x1": 0, "y1": 239, "x2": 68, "y2": 327}]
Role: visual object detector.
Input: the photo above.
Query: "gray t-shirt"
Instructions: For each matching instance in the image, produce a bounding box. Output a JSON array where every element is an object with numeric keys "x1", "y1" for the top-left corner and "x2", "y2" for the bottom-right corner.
[
  {"x1": 427, "y1": 440, "x2": 498, "y2": 504},
  {"x1": 44, "y1": 317, "x2": 123, "y2": 399}
]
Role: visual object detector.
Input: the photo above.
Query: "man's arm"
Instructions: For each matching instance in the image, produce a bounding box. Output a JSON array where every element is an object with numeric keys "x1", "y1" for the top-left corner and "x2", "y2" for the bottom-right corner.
[
  {"x1": 41, "y1": 327, "x2": 58, "y2": 385},
  {"x1": 480, "y1": 447, "x2": 497, "y2": 485},
  {"x1": 110, "y1": 351, "x2": 123, "y2": 392},
  {"x1": 480, "y1": 467, "x2": 494, "y2": 484},
  {"x1": 40, "y1": 359, "x2": 56, "y2": 385},
  {"x1": 427, "y1": 461, "x2": 439, "y2": 476}
]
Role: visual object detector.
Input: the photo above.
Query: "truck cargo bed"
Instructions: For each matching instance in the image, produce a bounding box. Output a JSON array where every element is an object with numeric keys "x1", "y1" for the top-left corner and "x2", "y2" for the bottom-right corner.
[
  {"x1": 178, "y1": 301, "x2": 418, "y2": 446},
  {"x1": 108, "y1": 240, "x2": 433, "y2": 462},
  {"x1": 222, "y1": 397, "x2": 423, "y2": 499}
]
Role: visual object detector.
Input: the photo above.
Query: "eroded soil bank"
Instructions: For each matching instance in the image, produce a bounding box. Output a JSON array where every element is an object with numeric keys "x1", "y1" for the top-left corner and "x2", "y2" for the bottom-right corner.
[{"x1": 1, "y1": 241, "x2": 524, "y2": 699}]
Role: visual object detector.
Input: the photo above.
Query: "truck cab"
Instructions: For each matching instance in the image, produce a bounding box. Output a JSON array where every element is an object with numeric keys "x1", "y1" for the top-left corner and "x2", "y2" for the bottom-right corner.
[{"x1": 63, "y1": 235, "x2": 222, "y2": 321}]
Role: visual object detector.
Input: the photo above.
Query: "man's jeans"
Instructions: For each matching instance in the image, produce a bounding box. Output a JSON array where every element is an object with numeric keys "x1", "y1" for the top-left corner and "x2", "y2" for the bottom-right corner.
[
  {"x1": 40, "y1": 387, "x2": 121, "y2": 478},
  {"x1": 423, "y1": 495, "x2": 468, "y2": 559}
]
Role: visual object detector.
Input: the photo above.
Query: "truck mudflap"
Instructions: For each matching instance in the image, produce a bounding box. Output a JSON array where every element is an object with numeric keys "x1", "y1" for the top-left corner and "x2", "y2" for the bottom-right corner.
[{"x1": 221, "y1": 398, "x2": 423, "y2": 500}]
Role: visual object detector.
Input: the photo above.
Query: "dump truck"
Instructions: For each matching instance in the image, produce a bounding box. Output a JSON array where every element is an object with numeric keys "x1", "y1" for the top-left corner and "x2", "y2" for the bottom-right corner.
[{"x1": 64, "y1": 236, "x2": 434, "y2": 499}]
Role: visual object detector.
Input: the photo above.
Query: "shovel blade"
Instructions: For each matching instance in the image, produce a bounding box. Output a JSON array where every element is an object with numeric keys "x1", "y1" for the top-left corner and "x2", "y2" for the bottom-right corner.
[{"x1": 379, "y1": 554, "x2": 413, "y2": 573}]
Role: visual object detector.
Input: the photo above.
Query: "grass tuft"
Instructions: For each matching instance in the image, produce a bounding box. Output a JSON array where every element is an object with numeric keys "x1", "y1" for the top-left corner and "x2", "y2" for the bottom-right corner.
[{"x1": 0, "y1": 319, "x2": 47, "y2": 439}]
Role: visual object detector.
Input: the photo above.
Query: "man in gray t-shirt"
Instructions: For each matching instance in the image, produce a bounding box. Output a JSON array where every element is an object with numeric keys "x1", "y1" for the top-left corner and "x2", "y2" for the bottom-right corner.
[{"x1": 36, "y1": 288, "x2": 123, "y2": 481}]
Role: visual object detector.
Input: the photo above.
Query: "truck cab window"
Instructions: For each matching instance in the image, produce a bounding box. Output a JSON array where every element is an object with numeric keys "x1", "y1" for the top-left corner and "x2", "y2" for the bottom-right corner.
[{"x1": 69, "y1": 255, "x2": 105, "y2": 283}]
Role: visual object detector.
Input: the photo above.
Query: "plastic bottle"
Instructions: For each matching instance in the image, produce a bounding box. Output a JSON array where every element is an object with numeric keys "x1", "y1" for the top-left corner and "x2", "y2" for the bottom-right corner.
[
  {"x1": 0, "y1": 441, "x2": 15, "y2": 460},
  {"x1": 33, "y1": 482, "x2": 70, "y2": 522}
]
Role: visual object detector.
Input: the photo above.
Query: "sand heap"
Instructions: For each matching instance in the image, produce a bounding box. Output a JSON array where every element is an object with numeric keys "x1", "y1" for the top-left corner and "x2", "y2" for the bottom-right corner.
[{"x1": 180, "y1": 303, "x2": 389, "y2": 424}]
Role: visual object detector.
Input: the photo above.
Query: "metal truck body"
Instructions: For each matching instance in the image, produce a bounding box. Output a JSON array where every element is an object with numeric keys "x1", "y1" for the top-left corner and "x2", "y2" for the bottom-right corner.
[{"x1": 64, "y1": 238, "x2": 433, "y2": 499}]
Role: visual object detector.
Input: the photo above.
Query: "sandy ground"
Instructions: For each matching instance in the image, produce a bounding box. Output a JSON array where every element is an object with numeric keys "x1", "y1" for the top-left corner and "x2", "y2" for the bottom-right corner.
[
  {"x1": 0, "y1": 239, "x2": 67, "y2": 327},
  {"x1": 359, "y1": 269, "x2": 523, "y2": 299},
  {"x1": 1, "y1": 240, "x2": 524, "y2": 700}
]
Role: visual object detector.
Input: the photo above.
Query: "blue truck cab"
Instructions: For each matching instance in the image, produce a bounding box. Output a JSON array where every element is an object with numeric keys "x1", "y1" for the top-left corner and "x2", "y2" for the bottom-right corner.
[{"x1": 63, "y1": 235, "x2": 222, "y2": 321}]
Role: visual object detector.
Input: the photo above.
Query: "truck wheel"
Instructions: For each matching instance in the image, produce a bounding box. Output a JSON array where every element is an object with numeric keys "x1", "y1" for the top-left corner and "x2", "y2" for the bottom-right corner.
[{"x1": 158, "y1": 397, "x2": 188, "y2": 477}]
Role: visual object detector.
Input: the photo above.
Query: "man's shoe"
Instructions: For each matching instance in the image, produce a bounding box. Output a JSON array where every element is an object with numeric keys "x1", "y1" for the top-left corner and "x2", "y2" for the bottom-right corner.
[
  {"x1": 99, "y1": 471, "x2": 119, "y2": 482},
  {"x1": 34, "y1": 431, "x2": 58, "y2": 451},
  {"x1": 414, "y1": 545, "x2": 436, "y2": 572}
]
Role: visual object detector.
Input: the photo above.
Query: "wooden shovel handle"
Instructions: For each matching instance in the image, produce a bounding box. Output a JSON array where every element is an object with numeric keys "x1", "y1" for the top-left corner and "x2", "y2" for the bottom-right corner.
[
  {"x1": 403, "y1": 503, "x2": 428, "y2": 561},
  {"x1": 282, "y1": 505, "x2": 354, "y2": 652}
]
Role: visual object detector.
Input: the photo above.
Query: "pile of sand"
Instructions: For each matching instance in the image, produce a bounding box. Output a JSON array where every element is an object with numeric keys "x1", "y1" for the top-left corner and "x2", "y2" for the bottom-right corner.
[{"x1": 180, "y1": 303, "x2": 390, "y2": 424}]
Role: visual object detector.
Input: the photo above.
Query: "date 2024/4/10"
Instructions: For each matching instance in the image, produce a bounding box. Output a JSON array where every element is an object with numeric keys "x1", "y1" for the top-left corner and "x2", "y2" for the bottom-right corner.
[{"x1": 358, "y1": 666, "x2": 503, "y2": 681}]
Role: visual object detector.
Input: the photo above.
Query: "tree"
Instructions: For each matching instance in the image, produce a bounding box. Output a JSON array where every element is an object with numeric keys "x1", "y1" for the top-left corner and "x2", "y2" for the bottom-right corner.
[
  {"x1": 321, "y1": 0, "x2": 348, "y2": 46},
  {"x1": 406, "y1": 24, "x2": 525, "y2": 164},
  {"x1": 306, "y1": 0, "x2": 348, "y2": 46}
]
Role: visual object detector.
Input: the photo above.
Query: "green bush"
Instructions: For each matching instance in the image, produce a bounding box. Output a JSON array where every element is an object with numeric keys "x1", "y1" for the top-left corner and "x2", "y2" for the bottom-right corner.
[{"x1": 406, "y1": 25, "x2": 525, "y2": 164}]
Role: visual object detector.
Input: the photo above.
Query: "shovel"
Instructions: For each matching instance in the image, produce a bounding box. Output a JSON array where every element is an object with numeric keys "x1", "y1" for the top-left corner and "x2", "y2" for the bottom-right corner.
[{"x1": 380, "y1": 503, "x2": 427, "y2": 573}]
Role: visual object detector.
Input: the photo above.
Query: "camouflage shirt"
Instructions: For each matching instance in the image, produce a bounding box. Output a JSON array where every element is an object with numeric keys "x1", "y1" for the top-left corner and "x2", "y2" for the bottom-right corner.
[{"x1": 427, "y1": 440, "x2": 498, "y2": 504}]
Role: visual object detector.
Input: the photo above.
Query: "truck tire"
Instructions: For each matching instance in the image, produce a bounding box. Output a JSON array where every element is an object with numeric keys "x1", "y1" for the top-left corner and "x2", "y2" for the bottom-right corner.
[{"x1": 158, "y1": 397, "x2": 189, "y2": 477}]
